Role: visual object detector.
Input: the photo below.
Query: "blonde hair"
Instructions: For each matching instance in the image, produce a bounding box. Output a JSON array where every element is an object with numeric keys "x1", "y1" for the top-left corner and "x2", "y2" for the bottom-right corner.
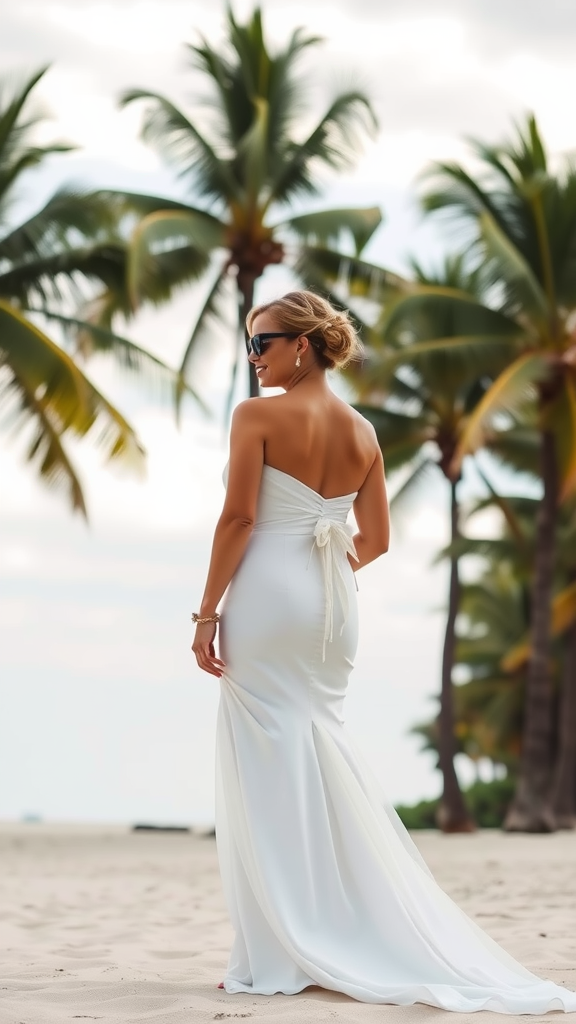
[{"x1": 246, "y1": 290, "x2": 362, "y2": 370}]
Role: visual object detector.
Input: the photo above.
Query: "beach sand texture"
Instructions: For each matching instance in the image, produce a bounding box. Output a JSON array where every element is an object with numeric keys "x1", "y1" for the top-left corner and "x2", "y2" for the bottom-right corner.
[{"x1": 1, "y1": 823, "x2": 575, "y2": 1024}]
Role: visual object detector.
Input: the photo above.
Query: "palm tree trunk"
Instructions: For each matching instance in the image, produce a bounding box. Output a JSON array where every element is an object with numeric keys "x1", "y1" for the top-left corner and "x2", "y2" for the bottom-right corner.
[
  {"x1": 505, "y1": 429, "x2": 558, "y2": 832},
  {"x1": 237, "y1": 270, "x2": 259, "y2": 398},
  {"x1": 551, "y1": 604, "x2": 576, "y2": 828},
  {"x1": 436, "y1": 479, "x2": 475, "y2": 833}
]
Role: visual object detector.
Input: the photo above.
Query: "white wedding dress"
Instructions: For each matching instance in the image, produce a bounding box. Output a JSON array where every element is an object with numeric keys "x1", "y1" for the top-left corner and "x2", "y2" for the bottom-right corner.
[{"x1": 215, "y1": 464, "x2": 576, "y2": 1013}]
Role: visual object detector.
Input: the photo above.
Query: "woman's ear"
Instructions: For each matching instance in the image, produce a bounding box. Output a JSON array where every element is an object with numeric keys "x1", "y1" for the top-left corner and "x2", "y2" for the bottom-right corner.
[{"x1": 297, "y1": 334, "x2": 310, "y2": 356}]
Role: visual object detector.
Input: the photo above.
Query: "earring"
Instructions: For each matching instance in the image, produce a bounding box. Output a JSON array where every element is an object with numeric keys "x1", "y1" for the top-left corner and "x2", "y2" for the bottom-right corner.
[{"x1": 295, "y1": 354, "x2": 301, "y2": 368}]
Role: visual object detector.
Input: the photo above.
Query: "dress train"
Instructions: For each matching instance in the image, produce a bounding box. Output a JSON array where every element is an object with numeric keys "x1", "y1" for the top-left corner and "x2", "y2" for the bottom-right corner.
[{"x1": 215, "y1": 465, "x2": 576, "y2": 1013}]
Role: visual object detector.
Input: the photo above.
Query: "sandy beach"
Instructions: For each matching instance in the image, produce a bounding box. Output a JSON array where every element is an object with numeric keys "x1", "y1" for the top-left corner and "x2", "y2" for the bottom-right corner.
[{"x1": 1, "y1": 823, "x2": 575, "y2": 1024}]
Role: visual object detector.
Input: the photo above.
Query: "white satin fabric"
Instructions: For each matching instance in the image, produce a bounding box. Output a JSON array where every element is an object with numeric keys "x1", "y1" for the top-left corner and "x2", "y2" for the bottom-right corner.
[{"x1": 215, "y1": 464, "x2": 576, "y2": 1013}]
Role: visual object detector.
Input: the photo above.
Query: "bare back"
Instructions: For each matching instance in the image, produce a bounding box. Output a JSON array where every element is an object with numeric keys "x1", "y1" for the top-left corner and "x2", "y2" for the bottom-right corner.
[
  {"x1": 195, "y1": 320, "x2": 390, "y2": 664},
  {"x1": 260, "y1": 387, "x2": 377, "y2": 498},
  {"x1": 223, "y1": 375, "x2": 388, "y2": 574}
]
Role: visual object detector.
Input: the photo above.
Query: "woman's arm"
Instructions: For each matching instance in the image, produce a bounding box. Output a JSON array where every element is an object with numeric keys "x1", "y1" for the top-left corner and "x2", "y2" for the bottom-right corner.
[
  {"x1": 350, "y1": 446, "x2": 390, "y2": 571},
  {"x1": 192, "y1": 400, "x2": 265, "y2": 677}
]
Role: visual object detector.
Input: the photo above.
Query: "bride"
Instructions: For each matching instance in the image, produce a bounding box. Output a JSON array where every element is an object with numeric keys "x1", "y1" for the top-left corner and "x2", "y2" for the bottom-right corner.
[{"x1": 192, "y1": 290, "x2": 576, "y2": 1014}]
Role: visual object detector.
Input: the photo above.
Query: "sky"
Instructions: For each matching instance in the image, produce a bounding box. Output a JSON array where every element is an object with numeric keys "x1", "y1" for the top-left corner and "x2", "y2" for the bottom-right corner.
[{"x1": 1, "y1": 0, "x2": 575, "y2": 825}]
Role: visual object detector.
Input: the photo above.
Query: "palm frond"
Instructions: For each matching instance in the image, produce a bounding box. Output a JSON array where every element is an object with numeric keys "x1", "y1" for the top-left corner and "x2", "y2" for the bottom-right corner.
[
  {"x1": 410, "y1": 252, "x2": 487, "y2": 298},
  {"x1": 359, "y1": 334, "x2": 525, "y2": 399},
  {"x1": 265, "y1": 26, "x2": 323, "y2": 151},
  {"x1": 294, "y1": 245, "x2": 404, "y2": 307},
  {"x1": 126, "y1": 208, "x2": 226, "y2": 307},
  {"x1": 30, "y1": 308, "x2": 206, "y2": 411},
  {"x1": 420, "y1": 161, "x2": 512, "y2": 238},
  {"x1": 0, "y1": 67, "x2": 48, "y2": 155},
  {"x1": 236, "y1": 95, "x2": 269, "y2": 204},
  {"x1": 452, "y1": 352, "x2": 551, "y2": 473},
  {"x1": 0, "y1": 189, "x2": 120, "y2": 265},
  {"x1": 279, "y1": 206, "x2": 383, "y2": 257},
  {"x1": 0, "y1": 145, "x2": 73, "y2": 213},
  {"x1": 487, "y1": 425, "x2": 540, "y2": 478},
  {"x1": 91, "y1": 189, "x2": 209, "y2": 219},
  {"x1": 473, "y1": 459, "x2": 528, "y2": 547},
  {"x1": 388, "y1": 455, "x2": 437, "y2": 519},
  {"x1": 547, "y1": 168, "x2": 576, "y2": 307},
  {"x1": 83, "y1": 375, "x2": 146, "y2": 471},
  {"x1": 0, "y1": 365, "x2": 87, "y2": 518},
  {"x1": 381, "y1": 288, "x2": 521, "y2": 346},
  {"x1": 0, "y1": 68, "x2": 74, "y2": 223},
  {"x1": 269, "y1": 91, "x2": 377, "y2": 204},
  {"x1": 502, "y1": 579, "x2": 576, "y2": 672},
  {"x1": 437, "y1": 535, "x2": 529, "y2": 566},
  {"x1": 186, "y1": 37, "x2": 251, "y2": 151},
  {"x1": 479, "y1": 210, "x2": 549, "y2": 325},
  {"x1": 1, "y1": 299, "x2": 92, "y2": 426},
  {"x1": 176, "y1": 264, "x2": 230, "y2": 420},
  {"x1": 0, "y1": 242, "x2": 127, "y2": 308},
  {"x1": 0, "y1": 301, "x2": 145, "y2": 513},
  {"x1": 354, "y1": 403, "x2": 433, "y2": 473},
  {"x1": 119, "y1": 89, "x2": 240, "y2": 203},
  {"x1": 188, "y1": 5, "x2": 324, "y2": 157}
]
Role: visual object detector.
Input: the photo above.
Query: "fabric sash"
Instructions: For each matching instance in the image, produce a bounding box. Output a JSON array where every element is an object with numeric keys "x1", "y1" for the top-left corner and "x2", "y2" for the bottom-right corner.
[{"x1": 310, "y1": 517, "x2": 359, "y2": 661}]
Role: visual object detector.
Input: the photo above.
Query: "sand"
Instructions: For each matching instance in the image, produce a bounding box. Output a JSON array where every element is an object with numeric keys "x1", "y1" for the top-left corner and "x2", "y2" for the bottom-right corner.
[{"x1": 1, "y1": 824, "x2": 575, "y2": 1024}]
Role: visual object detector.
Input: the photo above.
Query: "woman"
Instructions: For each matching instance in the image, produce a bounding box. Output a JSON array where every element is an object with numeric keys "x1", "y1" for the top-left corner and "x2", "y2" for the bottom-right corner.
[{"x1": 192, "y1": 290, "x2": 576, "y2": 1013}]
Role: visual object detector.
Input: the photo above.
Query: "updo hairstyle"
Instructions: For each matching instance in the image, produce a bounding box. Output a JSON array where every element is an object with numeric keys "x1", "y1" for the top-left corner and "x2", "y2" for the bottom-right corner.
[{"x1": 246, "y1": 290, "x2": 362, "y2": 370}]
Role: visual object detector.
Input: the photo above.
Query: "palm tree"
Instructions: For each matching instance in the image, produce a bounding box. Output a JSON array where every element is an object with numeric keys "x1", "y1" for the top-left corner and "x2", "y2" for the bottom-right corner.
[
  {"x1": 446, "y1": 488, "x2": 576, "y2": 827},
  {"x1": 0, "y1": 68, "x2": 197, "y2": 517},
  {"x1": 412, "y1": 558, "x2": 531, "y2": 783},
  {"x1": 352, "y1": 255, "x2": 524, "y2": 831},
  {"x1": 118, "y1": 6, "x2": 381, "y2": 406},
  {"x1": 497, "y1": 496, "x2": 576, "y2": 827},
  {"x1": 551, "y1": 577, "x2": 576, "y2": 827},
  {"x1": 408, "y1": 116, "x2": 576, "y2": 830}
]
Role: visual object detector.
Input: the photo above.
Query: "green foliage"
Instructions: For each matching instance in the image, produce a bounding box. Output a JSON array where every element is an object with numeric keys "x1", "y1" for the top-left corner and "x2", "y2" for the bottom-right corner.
[
  {"x1": 466, "y1": 775, "x2": 517, "y2": 827},
  {"x1": 350, "y1": 252, "x2": 524, "y2": 502},
  {"x1": 413, "y1": 487, "x2": 576, "y2": 787},
  {"x1": 0, "y1": 69, "x2": 193, "y2": 517},
  {"x1": 118, "y1": 5, "x2": 381, "y2": 402},
  {"x1": 417, "y1": 116, "x2": 576, "y2": 494},
  {"x1": 304, "y1": 106, "x2": 576, "y2": 827},
  {"x1": 282, "y1": 207, "x2": 382, "y2": 258},
  {"x1": 346, "y1": 115, "x2": 576, "y2": 829},
  {"x1": 394, "y1": 797, "x2": 437, "y2": 830},
  {"x1": 0, "y1": 301, "x2": 145, "y2": 517},
  {"x1": 422, "y1": 116, "x2": 576, "y2": 315},
  {"x1": 395, "y1": 777, "x2": 516, "y2": 830}
]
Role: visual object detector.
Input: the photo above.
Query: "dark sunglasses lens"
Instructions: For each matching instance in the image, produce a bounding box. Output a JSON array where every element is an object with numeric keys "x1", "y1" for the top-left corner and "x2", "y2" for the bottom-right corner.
[{"x1": 247, "y1": 335, "x2": 265, "y2": 357}]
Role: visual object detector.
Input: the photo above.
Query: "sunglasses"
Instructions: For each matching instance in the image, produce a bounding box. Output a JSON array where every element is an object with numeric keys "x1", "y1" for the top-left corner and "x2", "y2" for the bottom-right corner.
[{"x1": 245, "y1": 332, "x2": 299, "y2": 357}]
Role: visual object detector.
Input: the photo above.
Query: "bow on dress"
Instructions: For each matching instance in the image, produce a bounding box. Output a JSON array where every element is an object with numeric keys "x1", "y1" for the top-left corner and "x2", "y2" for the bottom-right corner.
[{"x1": 311, "y1": 517, "x2": 359, "y2": 661}]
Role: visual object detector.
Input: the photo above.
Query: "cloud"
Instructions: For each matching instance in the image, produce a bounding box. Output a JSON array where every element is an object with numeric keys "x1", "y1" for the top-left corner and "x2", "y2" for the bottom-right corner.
[
  {"x1": 3, "y1": 0, "x2": 575, "y2": 190},
  {"x1": 263, "y1": 0, "x2": 576, "y2": 55},
  {"x1": 1, "y1": 0, "x2": 574, "y2": 262}
]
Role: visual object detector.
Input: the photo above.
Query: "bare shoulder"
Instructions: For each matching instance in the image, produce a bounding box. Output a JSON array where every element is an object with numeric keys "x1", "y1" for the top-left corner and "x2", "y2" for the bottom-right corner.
[
  {"x1": 347, "y1": 401, "x2": 376, "y2": 430},
  {"x1": 231, "y1": 396, "x2": 274, "y2": 427},
  {"x1": 234, "y1": 395, "x2": 288, "y2": 419},
  {"x1": 231, "y1": 397, "x2": 261, "y2": 421},
  {"x1": 346, "y1": 401, "x2": 380, "y2": 449},
  {"x1": 230, "y1": 397, "x2": 271, "y2": 442}
]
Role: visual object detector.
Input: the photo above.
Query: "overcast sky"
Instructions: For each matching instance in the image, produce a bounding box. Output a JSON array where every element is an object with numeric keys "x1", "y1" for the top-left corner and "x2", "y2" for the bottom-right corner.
[{"x1": 1, "y1": 0, "x2": 574, "y2": 825}]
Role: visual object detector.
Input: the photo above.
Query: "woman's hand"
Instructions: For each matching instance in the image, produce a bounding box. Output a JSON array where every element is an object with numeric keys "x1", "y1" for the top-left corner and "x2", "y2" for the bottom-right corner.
[{"x1": 192, "y1": 621, "x2": 226, "y2": 678}]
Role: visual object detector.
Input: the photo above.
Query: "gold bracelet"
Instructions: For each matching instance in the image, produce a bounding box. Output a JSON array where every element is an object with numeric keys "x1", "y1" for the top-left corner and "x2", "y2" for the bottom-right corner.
[{"x1": 191, "y1": 612, "x2": 220, "y2": 624}]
